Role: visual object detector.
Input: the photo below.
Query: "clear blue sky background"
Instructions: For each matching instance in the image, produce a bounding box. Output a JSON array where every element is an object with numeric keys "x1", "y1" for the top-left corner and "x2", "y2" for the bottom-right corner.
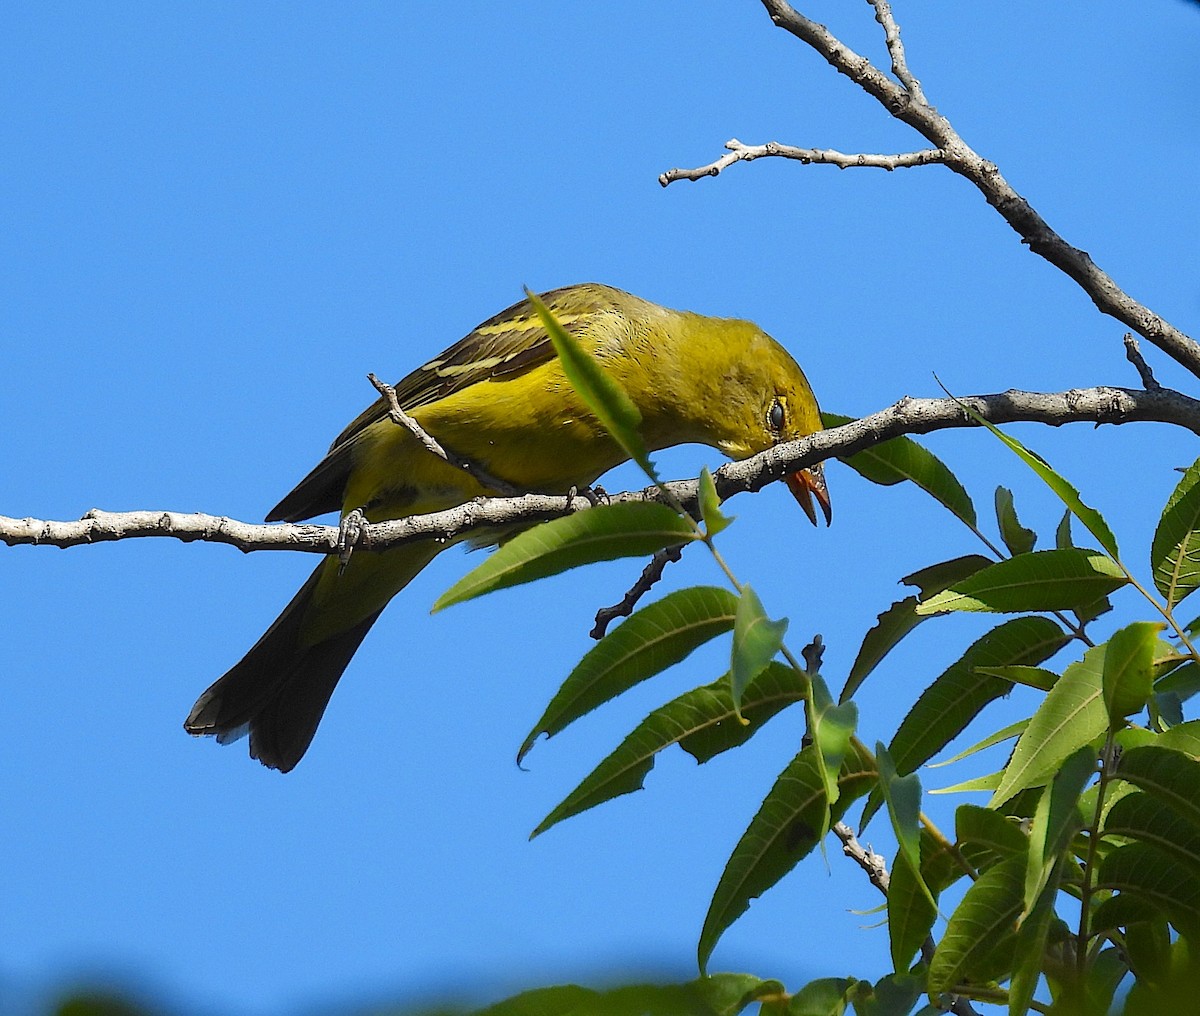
[{"x1": 3, "y1": 3, "x2": 1198, "y2": 1014}]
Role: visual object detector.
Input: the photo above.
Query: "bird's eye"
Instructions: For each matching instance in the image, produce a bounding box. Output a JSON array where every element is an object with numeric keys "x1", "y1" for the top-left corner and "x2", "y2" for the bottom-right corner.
[{"x1": 768, "y1": 398, "x2": 785, "y2": 433}]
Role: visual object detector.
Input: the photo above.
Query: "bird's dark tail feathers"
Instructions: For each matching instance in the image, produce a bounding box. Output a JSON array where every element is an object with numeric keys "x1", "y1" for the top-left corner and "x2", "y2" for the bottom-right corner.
[{"x1": 184, "y1": 563, "x2": 382, "y2": 772}]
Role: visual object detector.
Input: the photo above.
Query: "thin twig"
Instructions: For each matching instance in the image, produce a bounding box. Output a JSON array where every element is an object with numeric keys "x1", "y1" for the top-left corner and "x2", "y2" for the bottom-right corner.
[
  {"x1": 367, "y1": 372, "x2": 519, "y2": 495},
  {"x1": 832, "y1": 821, "x2": 891, "y2": 894},
  {"x1": 590, "y1": 545, "x2": 685, "y2": 639},
  {"x1": 674, "y1": 1, "x2": 1200, "y2": 380},
  {"x1": 660, "y1": 139, "x2": 942, "y2": 185},
  {"x1": 867, "y1": 0, "x2": 926, "y2": 104},
  {"x1": 6, "y1": 384, "x2": 1200, "y2": 553},
  {"x1": 1123, "y1": 334, "x2": 1162, "y2": 391}
]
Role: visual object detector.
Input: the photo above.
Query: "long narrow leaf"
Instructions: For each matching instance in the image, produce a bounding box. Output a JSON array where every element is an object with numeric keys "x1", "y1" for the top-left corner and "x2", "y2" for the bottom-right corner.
[
  {"x1": 928, "y1": 856, "x2": 1024, "y2": 994},
  {"x1": 1009, "y1": 861, "x2": 1066, "y2": 1016},
  {"x1": 434, "y1": 502, "x2": 695, "y2": 611},
  {"x1": 942, "y1": 391, "x2": 1120, "y2": 559},
  {"x1": 841, "y1": 555, "x2": 992, "y2": 702},
  {"x1": 929, "y1": 719, "x2": 1030, "y2": 769},
  {"x1": 890, "y1": 616, "x2": 1068, "y2": 776},
  {"x1": 1151, "y1": 454, "x2": 1200, "y2": 608},
  {"x1": 824, "y1": 412, "x2": 976, "y2": 527},
  {"x1": 1023, "y1": 746, "x2": 1094, "y2": 917},
  {"x1": 697, "y1": 741, "x2": 876, "y2": 973},
  {"x1": 888, "y1": 846, "x2": 938, "y2": 973},
  {"x1": 991, "y1": 644, "x2": 1109, "y2": 806},
  {"x1": 531, "y1": 663, "x2": 807, "y2": 837},
  {"x1": 916, "y1": 549, "x2": 1126, "y2": 615},
  {"x1": 517, "y1": 585, "x2": 735, "y2": 762},
  {"x1": 528, "y1": 288, "x2": 654, "y2": 477}
]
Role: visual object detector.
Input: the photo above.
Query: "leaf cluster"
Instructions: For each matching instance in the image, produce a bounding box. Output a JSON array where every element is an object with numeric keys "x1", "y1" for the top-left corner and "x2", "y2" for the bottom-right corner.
[{"x1": 433, "y1": 305, "x2": 1200, "y2": 1014}]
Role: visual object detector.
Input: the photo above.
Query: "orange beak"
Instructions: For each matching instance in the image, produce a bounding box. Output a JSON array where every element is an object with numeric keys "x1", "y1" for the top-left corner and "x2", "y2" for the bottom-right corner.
[{"x1": 785, "y1": 462, "x2": 832, "y2": 527}]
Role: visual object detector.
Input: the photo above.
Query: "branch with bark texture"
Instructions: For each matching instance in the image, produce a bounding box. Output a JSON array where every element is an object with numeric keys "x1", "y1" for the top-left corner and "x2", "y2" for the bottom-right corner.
[
  {"x1": 5, "y1": 384, "x2": 1197, "y2": 553},
  {"x1": 661, "y1": 0, "x2": 1200, "y2": 381},
  {"x1": 659, "y1": 140, "x2": 943, "y2": 184}
]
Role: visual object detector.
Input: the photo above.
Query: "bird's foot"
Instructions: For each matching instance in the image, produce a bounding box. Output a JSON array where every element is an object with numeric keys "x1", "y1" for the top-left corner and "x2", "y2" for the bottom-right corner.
[
  {"x1": 337, "y1": 507, "x2": 368, "y2": 573},
  {"x1": 568, "y1": 484, "x2": 609, "y2": 508}
]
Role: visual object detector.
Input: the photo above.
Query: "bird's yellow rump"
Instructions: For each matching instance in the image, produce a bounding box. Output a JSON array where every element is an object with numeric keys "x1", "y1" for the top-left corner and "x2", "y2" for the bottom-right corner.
[{"x1": 185, "y1": 283, "x2": 830, "y2": 771}]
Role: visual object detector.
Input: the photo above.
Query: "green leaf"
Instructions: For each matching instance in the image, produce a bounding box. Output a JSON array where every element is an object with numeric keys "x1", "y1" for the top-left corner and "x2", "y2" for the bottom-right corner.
[
  {"x1": 434, "y1": 502, "x2": 695, "y2": 611},
  {"x1": 531, "y1": 663, "x2": 807, "y2": 837},
  {"x1": 809, "y1": 675, "x2": 857, "y2": 821},
  {"x1": 995, "y1": 486, "x2": 1036, "y2": 556},
  {"x1": 1103, "y1": 621, "x2": 1166, "y2": 723},
  {"x1": 823, "y1": 412, "x2": 976, "y2": 527},
  {"x1": 887, "y1": 844, "x2": 938, "y2": 973},
  {"x1": 841, "y1": 555, "x2": 992, "y2": 702},
  {"x1": 1115, "y1": 745, "x2": 1200, "y2": 832},
  {"x1": 903, "y1": 555, "x2": 996, "y2": 598},
  {"x1": 991, "y1": 644, "x2": 1109, "y2": 806},
  {"x1": 955, "y1": 804, "x2": 1028, "y2": 862},
  {"x1": 974, "y1": 666, "x2": 1058, "y2": 692},
  {"x1": 928, "y1": 856, "x2": 1024, "y2": 994},
  {"x1": 932, "y1": 771, "x2": 1002, "y2": 795},
  {"x1": 517, "y1": 585, "x2": 736, "y2": 762},
  {"x1": 1156, "y1": 662, "x2": 1200, "y2": 703},
  {"x1": 731, "y1": 586, "x2": 788, "y2": 717},
  {"x1": 890, "y1": 616, "x2": 1069, "y2": 776},
  {"x1": 877, "y1": 750, "x2": 937, "y2": 972},
  {"x1": 942, "y1": 394, "x2": 1120, "y2": 559},
  {"x1": 785, "y1": 977, "x2": 856, "y2": 1016},
  {"x1": 915, "y1": 548, "x2": 1127, "y2": 615},
  {"x1": 1009, "y1": 859, "x2": 1065, "y2": 1016},
  {"x1": 1158, "y1": 720, "x2": 1200, "y2": 757},
  {"x1": 1055, "y1": 509, "x2": 1073, "y2": 550},
  {"x1": 698, "y1": 467, "x2": 734, "y2": 538},
  {"x1": 1096, "y1": 842, "x2": 1200, "y2": 938},
  {"x1": 528, "y1": 288, "x2": 654, "y2": 478},
  {"x1": 876, "y1": 744, "x2": 925, "y2": 885},
  {"x1": 1023, "y1": 746, "x2": 1094, "y2": 917},
  {"x1": 697, "y1": 741, "x2": 876, "y2": 973},
  {"x1": 477, "y1": 973, "x2": 787, "y2": 1016},
  {"x1": 1123, "y1": 919, "x2": 1172, "y2": 986},
  {"x1": 844, "y1": 974, "x2": 923, "y2": 1016},
  {"x1": 1103, "y1": 792, "x2": 1200, "y2": 878},
  {"x1": 1151, "y1": 454, "x2": 1200, "y2": 608},
  {"x1": 928, "y1": 719, "x2": 1029, "y2": 769}
]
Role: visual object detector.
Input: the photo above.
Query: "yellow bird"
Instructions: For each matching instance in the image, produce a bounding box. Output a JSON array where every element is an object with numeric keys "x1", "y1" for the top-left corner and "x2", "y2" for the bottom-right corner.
[{"x1": 185, "y1": 284, "x2": 830, "y2": 771}]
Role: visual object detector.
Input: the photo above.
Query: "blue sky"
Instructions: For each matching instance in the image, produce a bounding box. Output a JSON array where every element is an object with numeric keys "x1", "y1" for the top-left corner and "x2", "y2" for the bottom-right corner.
[{"x1": 2, "y1": 3, "x2": 1198, "y2": 1014}]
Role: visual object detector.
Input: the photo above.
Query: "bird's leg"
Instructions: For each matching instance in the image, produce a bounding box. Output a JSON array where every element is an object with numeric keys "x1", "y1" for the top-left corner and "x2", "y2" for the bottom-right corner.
[
  {"x1": 337, "y1": 507, "x2": 368, "y2": 574},
  {"x1": 567, "y1": 483, "x2": 610, "y2": 508}
]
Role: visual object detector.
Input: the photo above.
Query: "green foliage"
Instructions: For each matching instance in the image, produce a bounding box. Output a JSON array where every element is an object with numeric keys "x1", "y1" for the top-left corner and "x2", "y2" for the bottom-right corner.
[
  {"x1": 731, "y1": 585, "x2": 788, "y2": 717},
  {"x1": 449, "y1": 302, "x2": 1200, "y2": 1014},
  {"x1": 915, "y1": 549, "x2": 1127, "y2": 615},
  {"x1": 517, "y1": 585, "x2": 739, "y2": 763},
  {"x1": 434, "y1": 502, "x2": 696, "y2": 611},
  {"x1": 823, "y1": 412, "x2": 976, "y2": 527}
]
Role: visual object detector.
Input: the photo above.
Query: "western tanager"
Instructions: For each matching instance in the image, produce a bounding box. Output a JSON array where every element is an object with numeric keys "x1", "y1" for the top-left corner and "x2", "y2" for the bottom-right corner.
[{"x1": 185, "y1": 283, "x2": 830, "y2": 771}]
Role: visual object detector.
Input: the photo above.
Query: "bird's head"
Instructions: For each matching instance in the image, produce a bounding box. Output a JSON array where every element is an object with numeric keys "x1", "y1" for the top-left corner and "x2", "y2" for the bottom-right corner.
[{"x1": 701, "y1": 321, "x2": 831, "y2": 527}]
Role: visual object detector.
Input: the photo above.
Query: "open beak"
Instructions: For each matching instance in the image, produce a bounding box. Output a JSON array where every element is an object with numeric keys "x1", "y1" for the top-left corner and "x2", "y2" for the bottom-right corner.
[{"x1": 785, "y1": 462, "x2": 832, "y2": 527}]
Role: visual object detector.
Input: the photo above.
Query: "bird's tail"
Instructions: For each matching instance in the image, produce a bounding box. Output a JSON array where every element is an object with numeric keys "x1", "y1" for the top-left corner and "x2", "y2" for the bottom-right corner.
[
  {"x1": 183, "y1": 561, "x2": 374, "y2": 771},
  {"x1": 184, "y1": 543, "x2": 438, "y2": 772}
]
